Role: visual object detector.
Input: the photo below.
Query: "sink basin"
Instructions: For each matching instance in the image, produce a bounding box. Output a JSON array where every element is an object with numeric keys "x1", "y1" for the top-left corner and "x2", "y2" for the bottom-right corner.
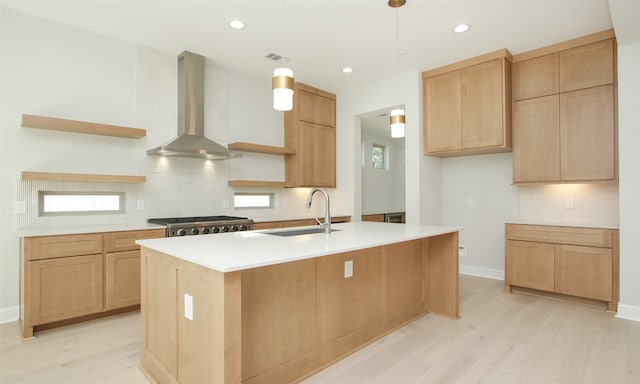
[{"x1": 265, "y1": 227, "x2": 341, "y2": 237}]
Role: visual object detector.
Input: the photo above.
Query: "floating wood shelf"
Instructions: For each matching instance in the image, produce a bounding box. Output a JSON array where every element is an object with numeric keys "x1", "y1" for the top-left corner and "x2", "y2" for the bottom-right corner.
[
  {"x1": 228, "y1": 142, "x2": 295, "y2": 155},
  {"x1": 228, "y1": 180, "x2": 293, "y2": 188},
  {"x1": 22, "y1": 114, "x2": 146, "y2": 139},
  {"x1": 22, "y1": 171, "x2": 146, "y2": 184}
]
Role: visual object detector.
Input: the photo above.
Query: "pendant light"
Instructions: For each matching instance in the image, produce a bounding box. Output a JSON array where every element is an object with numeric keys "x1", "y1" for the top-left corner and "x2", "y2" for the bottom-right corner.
[
  {"x1": 272, "y1": 0, "x2": 294, "y2": 111},
  {"x1": 389, "y1": 0, "x2": 405, "y2": 138}
]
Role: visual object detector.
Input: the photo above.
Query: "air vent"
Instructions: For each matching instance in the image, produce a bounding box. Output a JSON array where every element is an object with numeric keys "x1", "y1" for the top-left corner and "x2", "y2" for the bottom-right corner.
[{"x1": 265, "y1": 52, "x2": 290, "y2": 63}]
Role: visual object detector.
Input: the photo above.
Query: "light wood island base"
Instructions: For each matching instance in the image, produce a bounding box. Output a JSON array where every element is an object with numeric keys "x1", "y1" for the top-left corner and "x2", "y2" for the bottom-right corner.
[{"x1": 140, "y1": 232, "x2": 459, "y2": 384}]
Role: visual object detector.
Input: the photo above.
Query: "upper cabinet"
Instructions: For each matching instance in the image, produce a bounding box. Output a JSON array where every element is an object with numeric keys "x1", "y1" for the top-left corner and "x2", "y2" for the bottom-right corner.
[
  {"x1": 422, "y1": 49, "x2": 512, "y2": 157},
  {"x1": 285, "y1": 83, "x2": 337, "y2": 187},
  {"x1": 512, "y1": 30, "x2": 616, "y2": 184}
]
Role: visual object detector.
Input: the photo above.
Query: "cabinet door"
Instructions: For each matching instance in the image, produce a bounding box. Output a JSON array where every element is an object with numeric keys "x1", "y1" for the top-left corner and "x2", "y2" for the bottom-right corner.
[
  {"x1": 461, "y1": 58, "x2": 505, "y2": 149},
  {"x1": 298, "y1": 90, "x2": 335, "y2": 127},
  {"x1": 512, "y1": 53, "x2": 559, "y2": 100},
  {"x1": 27, "y1": 254, "x2": 103, "y2": 325},
  {"x1": 559, "y1": 39, "x2": 614, "y2": 93},
  {"x1": 512, "y1": 95, "x2": 560, "y2": 182},
  {"x1": 298, "y1": 121, "x2": 336, "y2": 187},
  {"x1": 105, "y1": 250, "x2": 141, "y2": 310},
  {"x1": 505, "y1": 240, "x2": 555, "y2": 292},
  {"x1": 555, "y1": 245, "x2": 612, "y2": 301},
  {"x1": 423, "y1": 70, "x2": 462, "y2": 153},
  {"x1": 560, "y1": 85, "x2": 615, "y2": 181}
]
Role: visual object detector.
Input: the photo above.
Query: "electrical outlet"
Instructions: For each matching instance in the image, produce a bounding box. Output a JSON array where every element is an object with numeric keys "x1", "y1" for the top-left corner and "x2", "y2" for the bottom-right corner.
[
  {"x1": 459, "y1": 246, "x2": 467, "y2": 257},
  {"x1": 184, "y1": 293, "x2": 193, "y2": 321},
  {"x1": 565, "y1": 198, "x2": 575, "y2": 209},
  {"x1": 223, "y1": 199, "x2": 229, "y2": 209},
  {"x1": 466, "y1": 198, "x2": 473, "y2": 207},
  {"x1": 136, "y1": 200, "x2": 145, "y2": 211},
  {"x1": 344, "y1": 260, "x2": 353, "y2": 278}
]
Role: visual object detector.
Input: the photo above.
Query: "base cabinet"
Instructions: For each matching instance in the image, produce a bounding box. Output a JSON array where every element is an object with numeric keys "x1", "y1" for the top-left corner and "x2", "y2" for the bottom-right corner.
[
  {"x1": 27, "y1": 254, "x2": 103, "y2": 326},
  {"x1": 20, "y1": 228, "x2": 164, "y2": 338},
  {"x1": 505, "y1": 223, "x2": 618, "y2": 311}
]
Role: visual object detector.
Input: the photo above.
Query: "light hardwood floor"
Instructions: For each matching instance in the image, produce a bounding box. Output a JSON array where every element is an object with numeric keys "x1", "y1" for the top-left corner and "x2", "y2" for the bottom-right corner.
[{"x1": 1, "y1": 275, "x2": 638, "y2": 384}]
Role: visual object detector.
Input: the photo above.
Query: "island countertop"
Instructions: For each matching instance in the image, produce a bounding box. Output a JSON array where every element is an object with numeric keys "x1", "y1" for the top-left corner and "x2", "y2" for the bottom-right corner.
[{"x1": 136, "y1": 221, "x2": 461, "y2": 273}]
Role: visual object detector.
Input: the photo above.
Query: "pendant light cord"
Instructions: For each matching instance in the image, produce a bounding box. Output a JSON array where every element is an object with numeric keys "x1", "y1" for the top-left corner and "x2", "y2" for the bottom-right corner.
[{"x1": 395, "y1": 8, "x2": 399, "y2": 104}]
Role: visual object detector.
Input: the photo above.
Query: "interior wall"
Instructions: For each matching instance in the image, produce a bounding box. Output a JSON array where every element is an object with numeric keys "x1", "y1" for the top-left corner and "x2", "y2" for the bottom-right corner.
[
  {"x1": 441, "y1": 153, "x2": 520, "y2": 277},
  {"x1": 617, "y1": 41, "x2": 640, "y2": 319},
  {"x1": 361, "y1": 131, "x2": 405, "y2": 214}
]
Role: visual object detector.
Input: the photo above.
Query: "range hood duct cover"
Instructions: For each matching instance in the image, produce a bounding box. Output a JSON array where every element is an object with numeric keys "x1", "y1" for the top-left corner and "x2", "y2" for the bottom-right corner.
[{"x1": 147, "y1": 51, "x2": 240, "y2": 160}]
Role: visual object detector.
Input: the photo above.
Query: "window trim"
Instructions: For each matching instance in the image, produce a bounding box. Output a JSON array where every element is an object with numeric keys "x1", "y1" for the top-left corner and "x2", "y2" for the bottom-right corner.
[{"x1": 38, "y1": 191, "x2": 126, "y2": 217}]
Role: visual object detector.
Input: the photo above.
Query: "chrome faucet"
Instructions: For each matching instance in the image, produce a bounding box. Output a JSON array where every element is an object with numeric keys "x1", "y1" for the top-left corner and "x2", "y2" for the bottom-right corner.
[{"x1": 305, "y1": 188, "x2": 331, "y2": 234}]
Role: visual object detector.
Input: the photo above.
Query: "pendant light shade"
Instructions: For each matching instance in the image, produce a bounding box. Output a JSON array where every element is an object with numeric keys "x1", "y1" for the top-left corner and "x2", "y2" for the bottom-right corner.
[
  {"x1": 273, "y1": 67, "x2": 294, "y2": 111},
  {"x1": 390, "y1": 108, "x2": 405, "y2": 138}
]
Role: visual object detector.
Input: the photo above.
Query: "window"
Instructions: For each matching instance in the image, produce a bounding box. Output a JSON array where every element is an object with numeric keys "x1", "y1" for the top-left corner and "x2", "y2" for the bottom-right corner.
[
  {"x1": 234, "y1": 193, "x2": 274, "y2": 209},
  {"x1": 372, "y1": 144, "x2": 386, "y2": 170},
  {"x1": 39, "y1": 191, "x2": 125, "y2": 216}
]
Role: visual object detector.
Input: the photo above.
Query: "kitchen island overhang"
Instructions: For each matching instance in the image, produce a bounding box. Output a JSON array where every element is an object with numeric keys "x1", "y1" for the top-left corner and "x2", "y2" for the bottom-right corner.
[{"x1": 137, "y1": 222, "x2": 461, "y2": 384}]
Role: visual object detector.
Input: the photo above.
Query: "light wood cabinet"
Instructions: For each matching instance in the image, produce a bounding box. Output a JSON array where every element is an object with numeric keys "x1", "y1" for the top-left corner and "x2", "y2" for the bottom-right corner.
[
  {"x1": 253, "y1": 216, "x2": 351, "y2": 230},
  {"x1": 422, "y1": 49, "x2": 512, "y2": 157},
  {"x1": 27, "y1": 254, "x2": 103, "y2": 326},
  {"x1": 511, "y1": 31, "x2": 616, "y2": 183},
  {"x1": 285, "y1": 83, "x2": 336, "y2": 187},
  {"x1": 505, "y1": 223, "x2": 618, "y2": 311},
  {"x1": 362, "y1": 214, "x2": 385, "y2": 222},
  {"x1": 21, "y1": 228, "x2": 164, "y2": 338}
]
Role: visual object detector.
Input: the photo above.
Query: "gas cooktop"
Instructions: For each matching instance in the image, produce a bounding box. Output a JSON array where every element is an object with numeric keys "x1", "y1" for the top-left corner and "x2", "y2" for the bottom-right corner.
[{"x1": 148, "y1": 215, "x2": 253, "y2": 237}]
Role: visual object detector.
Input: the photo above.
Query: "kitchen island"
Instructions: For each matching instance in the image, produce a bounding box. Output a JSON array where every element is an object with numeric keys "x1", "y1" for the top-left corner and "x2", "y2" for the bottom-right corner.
[{"x1": 136, "y1": 221, "x2": 460, "y2": 384}]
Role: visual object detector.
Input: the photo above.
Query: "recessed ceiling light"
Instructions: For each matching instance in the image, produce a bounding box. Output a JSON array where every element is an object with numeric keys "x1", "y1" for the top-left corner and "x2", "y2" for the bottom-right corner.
[
  {"x1": 229, "y1": 19, "x2": 246, "y2": 30},
  {"x1": 454, "y1": 24, "x2": 470, "y2": 33},
  {"x1": 342, "y1": 67, "x2": 353, "y2": 74}
]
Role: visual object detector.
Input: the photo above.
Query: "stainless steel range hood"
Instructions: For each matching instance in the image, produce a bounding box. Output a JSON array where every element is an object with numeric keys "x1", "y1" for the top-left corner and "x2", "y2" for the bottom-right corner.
[{"x1": 147, "y1": 51, "x2": 240, "y2": 160}]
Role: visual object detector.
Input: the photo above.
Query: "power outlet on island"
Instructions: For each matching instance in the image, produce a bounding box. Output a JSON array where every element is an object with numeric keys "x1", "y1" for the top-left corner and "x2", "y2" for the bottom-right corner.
[
  {"x1": 184, "y1": 293, "x2": 194, "y2": 321},
  {"x1": 459, "y1": 246, "x2": 468, "y2": 257},
  {"x1": 344, "y1": 260, "x2": 353, "y2": 278}
]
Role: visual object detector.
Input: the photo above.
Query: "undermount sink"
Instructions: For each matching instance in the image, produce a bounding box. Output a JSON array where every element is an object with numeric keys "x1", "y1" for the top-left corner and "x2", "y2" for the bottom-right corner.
[{"x1": 265, "y1": 227, "x2": 342, "y2": 237}]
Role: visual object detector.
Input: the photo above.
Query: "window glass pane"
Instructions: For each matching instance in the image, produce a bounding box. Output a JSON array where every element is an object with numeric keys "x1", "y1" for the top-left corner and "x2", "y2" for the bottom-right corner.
[
  {"x1": 39, "y1": 191, "x2": 125, "y2": 216},
  {"x1": 372, "y1": 144, "x2": 386, "y2": 169},
  {"x1": 234, "y1": 193, "x2": 274, "y2": 209}
]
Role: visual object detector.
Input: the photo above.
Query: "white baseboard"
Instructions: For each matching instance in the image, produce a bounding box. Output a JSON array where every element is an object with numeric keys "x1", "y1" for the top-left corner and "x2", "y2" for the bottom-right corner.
[
  {"x1": 616, "y1": 303, "x2": 640, "y2": 322},
  {"x1": 0, "y1": 306, "x2": 19, "y2": 324},
  {"x1": 459, "y1": 264, "x2": 504, "y2": 281}
]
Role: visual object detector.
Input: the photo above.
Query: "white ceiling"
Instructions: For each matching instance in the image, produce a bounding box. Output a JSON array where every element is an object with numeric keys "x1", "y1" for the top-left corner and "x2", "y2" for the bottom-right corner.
[{"x1": 1, "y1": 0, "x2": 622, "y2": 97}]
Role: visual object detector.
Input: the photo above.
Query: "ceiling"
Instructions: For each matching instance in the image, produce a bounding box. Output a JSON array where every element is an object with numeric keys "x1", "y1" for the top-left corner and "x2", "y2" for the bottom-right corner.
[{"x1": 1, "y1": 0, "x2": 623, "y2": 97}]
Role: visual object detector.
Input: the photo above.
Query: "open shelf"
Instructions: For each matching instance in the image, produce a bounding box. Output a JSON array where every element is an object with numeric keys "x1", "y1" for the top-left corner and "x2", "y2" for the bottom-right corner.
[
  {"x1": 22, "y1": 114, "x2": 146, "y2": 139},
  {"x1": 228, "y1": 180, "x2": 293, "y2": 188},
  {"x1": 228, "y1": 142, "x2": 295, "y2": 155},
  {"x1": 22, "y1": 171, "x2": 146, "y2": 184}
]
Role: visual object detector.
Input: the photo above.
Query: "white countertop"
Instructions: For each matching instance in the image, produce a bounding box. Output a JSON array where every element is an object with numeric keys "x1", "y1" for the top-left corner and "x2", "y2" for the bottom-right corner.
[
  {"x1": 137, "y1": 222, "x2": 461, "y2": 273},
  {"x1": 18, "y1": 223, "x2": 166, "y2": 237}
]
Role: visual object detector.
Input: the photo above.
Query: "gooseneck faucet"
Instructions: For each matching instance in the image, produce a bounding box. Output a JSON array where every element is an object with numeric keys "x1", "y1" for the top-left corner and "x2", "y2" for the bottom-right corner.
[{"x1": 305, "y1": 188, "x2": 331, "y2": 234}]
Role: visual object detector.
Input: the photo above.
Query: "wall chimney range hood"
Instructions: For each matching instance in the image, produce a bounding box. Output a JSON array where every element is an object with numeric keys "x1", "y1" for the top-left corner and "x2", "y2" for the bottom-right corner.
[{"x1": 147, "y1": 51, "x2": 240, "y2": 160}]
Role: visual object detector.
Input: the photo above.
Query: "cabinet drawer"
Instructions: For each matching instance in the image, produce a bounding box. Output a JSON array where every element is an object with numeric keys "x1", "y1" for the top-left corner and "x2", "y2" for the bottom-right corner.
[
  {"x1": 24, "y1": 234, "x2": 103, "y2": 261},
  {"x1": 104, "y1": 229, "x2": 166, "y2": 252},
  {"x1": 506, "y1": 224, "x2": 612, "y2": 248}
]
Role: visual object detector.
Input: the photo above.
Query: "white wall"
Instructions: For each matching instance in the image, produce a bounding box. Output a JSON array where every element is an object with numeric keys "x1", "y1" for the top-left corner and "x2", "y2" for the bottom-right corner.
[
  {"x1": 361, "y1": 131, "x2": 405, "y2": 214},
  {"x1": 442, "y1": 153, "x2": 519, "y2": 278},
  {"x1": 617, "y1": 41, "x2": 640, "y2": 321}
]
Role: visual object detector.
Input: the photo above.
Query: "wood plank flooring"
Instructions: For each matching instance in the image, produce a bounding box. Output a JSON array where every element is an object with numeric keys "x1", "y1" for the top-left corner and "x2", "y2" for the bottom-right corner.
[{"x1": 1, "y1": 275, "x2": 638, "y2": 384}]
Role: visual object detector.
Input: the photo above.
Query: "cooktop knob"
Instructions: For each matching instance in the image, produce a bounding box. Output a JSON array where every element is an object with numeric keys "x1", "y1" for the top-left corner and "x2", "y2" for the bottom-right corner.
[
  {"x1": 177, "y1": 229, "x2": 187, "y2": 236},
  {"x1": 190, "y1": 228, "x2": 199, "y2": 235},
  {"x1": 240, "y1": 224, "x2": 249, "y2": 231},
  {"x1": 231, "y1": 225, "x2": 239, "y2": 232},
  {"x1": 221, "y1": 226, "x2": 230, "y2": 232},
  {"x1": 201, "y1": 227, "x2": 210, "y2": 234},
  {"x1": 212, "y1": 227, "x2": 220, "y2": 233}
]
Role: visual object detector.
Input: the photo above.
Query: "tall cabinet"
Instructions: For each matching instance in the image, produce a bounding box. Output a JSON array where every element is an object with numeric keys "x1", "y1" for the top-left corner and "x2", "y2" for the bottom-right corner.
[
  {"x1": 285, "y1": 82, "x2": 337, "y2": 187},
  {"x1": 511, "y1": 30, "x2": 616, "y2": 183}
]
